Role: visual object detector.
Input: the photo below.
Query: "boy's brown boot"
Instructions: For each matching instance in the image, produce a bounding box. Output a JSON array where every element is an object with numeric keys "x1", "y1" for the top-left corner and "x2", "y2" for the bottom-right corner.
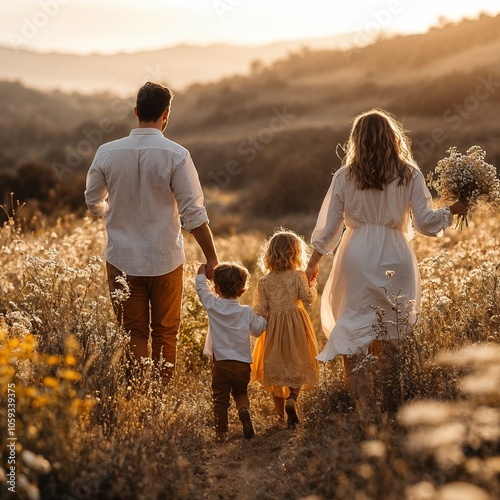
[{"x1": 238, "y1": 407, "x2": 254, "y2": 439}]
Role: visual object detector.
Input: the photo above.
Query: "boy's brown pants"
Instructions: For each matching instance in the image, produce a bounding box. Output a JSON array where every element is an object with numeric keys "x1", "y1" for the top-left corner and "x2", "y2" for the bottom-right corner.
[{"x1": 212, "y1": 359, "x2": 251, "y2": 432}]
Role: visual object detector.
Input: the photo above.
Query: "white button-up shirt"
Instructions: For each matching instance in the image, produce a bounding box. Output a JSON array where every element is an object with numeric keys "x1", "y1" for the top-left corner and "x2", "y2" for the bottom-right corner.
[
  {"x1": 85, "y1": 128, "x2": 209, "y2": 276},
  {"x1": 196, "y1": 275, "x2": 267, "y2": 363}
]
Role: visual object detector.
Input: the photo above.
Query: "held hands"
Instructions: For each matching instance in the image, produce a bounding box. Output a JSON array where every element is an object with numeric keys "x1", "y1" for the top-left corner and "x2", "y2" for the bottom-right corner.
[
  {"x1": 306, "y1": 263, "x2": 319, "y2": 285},
  {"x1": 306, "y1": 249, "x2": 323, "y2": 284},
  {"x1": 205, "y1": 257, "x2": 219, "y2": 280},
  {"x1": 197, "y1": 258, "x2": 218, "y2": 279}
]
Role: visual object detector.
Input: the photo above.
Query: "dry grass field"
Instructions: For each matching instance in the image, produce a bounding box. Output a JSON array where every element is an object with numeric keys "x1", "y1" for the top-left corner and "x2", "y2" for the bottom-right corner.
[{"x1": 1, "y1": 204, "x2": 499, "y2": 499}]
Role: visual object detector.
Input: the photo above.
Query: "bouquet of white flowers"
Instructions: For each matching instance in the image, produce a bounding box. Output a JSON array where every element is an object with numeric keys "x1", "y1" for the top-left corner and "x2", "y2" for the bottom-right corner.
[{"x1": 427, "y1": 146, "x2": 500, "y2": 230}]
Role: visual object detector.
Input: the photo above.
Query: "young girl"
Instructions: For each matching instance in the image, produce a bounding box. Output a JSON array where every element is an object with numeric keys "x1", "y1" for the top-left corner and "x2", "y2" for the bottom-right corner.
[{"x1": 251, "y1": 229, "x2": 319, "y2": 427}]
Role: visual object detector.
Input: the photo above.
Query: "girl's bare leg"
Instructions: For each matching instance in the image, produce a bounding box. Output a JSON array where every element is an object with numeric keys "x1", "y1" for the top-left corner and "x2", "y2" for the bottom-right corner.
[
  {"x1": 285, "y1": 387, "x2": 301, "y2": 427},
  {"x1": 273, "y1": 394, "x2": 285, "y2": 418}
]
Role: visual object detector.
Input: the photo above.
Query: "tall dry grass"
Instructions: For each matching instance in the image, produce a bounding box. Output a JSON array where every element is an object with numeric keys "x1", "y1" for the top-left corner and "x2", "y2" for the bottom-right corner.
[{"x1": 0, "y1": 209, "x2": 499, "y2": 499}]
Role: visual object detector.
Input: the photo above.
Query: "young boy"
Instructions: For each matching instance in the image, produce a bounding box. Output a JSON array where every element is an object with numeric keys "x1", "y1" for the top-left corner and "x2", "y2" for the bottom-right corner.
[{"x1": 196, "y1": 262, "x2": 267, "y2": 442}]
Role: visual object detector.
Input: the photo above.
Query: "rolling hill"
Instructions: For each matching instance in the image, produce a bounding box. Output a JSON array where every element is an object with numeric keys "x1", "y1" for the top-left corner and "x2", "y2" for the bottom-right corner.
[
  {"x1": 1, "y1": 13, "x2": 499, "y2": 228},
  {"x1": 0, "y1": 33, "x2": 355, "y2": 94}
]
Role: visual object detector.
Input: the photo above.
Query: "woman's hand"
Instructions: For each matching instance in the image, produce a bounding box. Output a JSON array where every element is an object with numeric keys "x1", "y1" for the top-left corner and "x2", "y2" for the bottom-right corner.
[
  {"x1": 306, "y1": 249, "x2": 323, "y2": 284},
  {"x1": 449, "y1": 201, "x2": 468, "y2": 215},
  {"x1": 306, "y1": 263, "x2": 319, "y2": 284}
]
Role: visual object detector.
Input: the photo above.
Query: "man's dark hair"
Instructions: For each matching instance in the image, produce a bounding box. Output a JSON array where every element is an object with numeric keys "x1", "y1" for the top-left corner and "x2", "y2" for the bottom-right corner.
[
  {"x1": 136, "y1": 82, "x2": 174, "y2": 122},
  {"x1": 213, "y1": 262, "x2": 250, "y2": 299}
]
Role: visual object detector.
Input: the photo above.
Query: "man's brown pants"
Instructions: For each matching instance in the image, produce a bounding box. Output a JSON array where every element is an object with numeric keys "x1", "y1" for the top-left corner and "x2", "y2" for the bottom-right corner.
[{"x1": 107, "y1": 262, "x2": 183, "y2": 381}]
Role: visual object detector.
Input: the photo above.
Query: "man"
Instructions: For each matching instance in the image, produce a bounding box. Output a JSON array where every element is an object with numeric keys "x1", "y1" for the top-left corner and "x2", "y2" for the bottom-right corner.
[{"x1": 85, "y1": 82, "x2": 218, "y2": 382}]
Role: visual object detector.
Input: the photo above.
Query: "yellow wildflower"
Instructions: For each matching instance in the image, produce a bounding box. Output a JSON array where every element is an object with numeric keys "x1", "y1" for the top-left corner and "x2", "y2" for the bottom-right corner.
[
  {"x1": 45, "y1": 355, "x2": 63, "y2": 366},
  {"x1": 32, "y1": 395, "x2": 52, "y2": 408},
  {"x1": 59, "y1": 369, "x2": 81, "y2": 382},
  {"x1": 42, "y1": 377, "x2": 60, "y2": 389},
  {"x1": 64, "y1": 355, "x2": 77, "y2": 366},
  {"x1": 7, "y1": 338, "x2": 20, "y2": 349}
]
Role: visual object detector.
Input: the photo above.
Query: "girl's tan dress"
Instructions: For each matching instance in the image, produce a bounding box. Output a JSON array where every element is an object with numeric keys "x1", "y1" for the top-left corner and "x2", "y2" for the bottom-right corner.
[{"x1": 251, "y1": 269, "x2": 319, "y2": 398}]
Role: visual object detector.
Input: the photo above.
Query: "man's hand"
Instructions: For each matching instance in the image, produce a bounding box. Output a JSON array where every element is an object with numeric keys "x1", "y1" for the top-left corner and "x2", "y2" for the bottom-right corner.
[
  {"x1": 197, "y1": 264, "x2": 207, "y2": 275},
  {"x1": 205, "y1": 258, "x2": 218, "y2": 280},
  {"x1": 190, "y1": 223, "x2": 219, "y2": 280}
]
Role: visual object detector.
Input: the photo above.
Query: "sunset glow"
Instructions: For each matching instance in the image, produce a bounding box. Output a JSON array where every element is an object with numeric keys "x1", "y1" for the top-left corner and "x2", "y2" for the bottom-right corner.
[{"x1": 1, "y1": 0, "x2": 499, "y2": 54}]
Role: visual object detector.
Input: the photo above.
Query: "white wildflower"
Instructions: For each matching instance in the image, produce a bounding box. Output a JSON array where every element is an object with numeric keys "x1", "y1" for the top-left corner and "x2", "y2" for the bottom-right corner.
[
  {"x1": 427, "y1": 146, "x2": 500, "y2": 230},
  {"x1": 21, "y1": 450, "x2": 52, "y2": 474},
  {"x1": 361, "y1": 440, "x2": 386, "y2": 458}
]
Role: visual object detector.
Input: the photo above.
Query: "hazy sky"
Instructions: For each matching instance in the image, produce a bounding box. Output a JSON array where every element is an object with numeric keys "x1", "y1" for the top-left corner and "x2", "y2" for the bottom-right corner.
[{"x1": 2, "y1": 0, "x2": 499, "y2": 54}]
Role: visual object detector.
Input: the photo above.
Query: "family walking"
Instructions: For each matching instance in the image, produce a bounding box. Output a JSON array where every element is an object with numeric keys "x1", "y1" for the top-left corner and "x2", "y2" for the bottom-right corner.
[{"x1": 85, "y1": 82, "x2": 467, "y2": 441}]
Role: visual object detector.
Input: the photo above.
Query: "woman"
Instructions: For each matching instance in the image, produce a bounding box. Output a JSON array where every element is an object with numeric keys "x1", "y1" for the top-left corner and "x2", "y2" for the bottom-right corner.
[{"x1": 305, "y1": 109, "x2": 466, "y2": 404}]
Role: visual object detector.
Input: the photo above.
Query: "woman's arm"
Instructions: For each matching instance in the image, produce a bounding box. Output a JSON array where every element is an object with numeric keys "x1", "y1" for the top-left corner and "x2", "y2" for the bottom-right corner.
[
  {"x1": 410, "y1": 170, "x2": 467, "y2": 235},
  {"x1": 307, "y1": 170, "x2": 345, "y2": 282},
  {"x1": 310, "y1": 170, "x2": 345, "y2": 254},
  {"x1": 305, "y1": 249, "x2": 323, "y2": 283}
]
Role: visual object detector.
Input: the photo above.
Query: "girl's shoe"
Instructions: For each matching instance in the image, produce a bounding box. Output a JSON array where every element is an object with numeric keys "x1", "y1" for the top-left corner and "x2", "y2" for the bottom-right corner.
[
  {"x1": 238, "y1": 407, "x2": 255, "y2": 439},
  {"x1": 285, "y1": 398, "x2": 299, "y2": 428}
]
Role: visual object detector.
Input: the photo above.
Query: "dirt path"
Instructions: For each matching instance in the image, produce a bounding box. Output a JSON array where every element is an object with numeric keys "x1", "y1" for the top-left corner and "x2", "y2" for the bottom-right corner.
[{"x1": 203, "y1": 421, "x2": 302, "y2": 500}]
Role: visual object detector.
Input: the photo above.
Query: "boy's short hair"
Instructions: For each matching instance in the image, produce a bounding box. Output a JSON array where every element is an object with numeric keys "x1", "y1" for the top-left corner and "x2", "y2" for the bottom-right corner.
[
  {"x1": 213, "y1": 262, "x2": 250, "y2": 299},
  {"x1": 136, "y1": 82, "x2": 174, "y2": 122}
]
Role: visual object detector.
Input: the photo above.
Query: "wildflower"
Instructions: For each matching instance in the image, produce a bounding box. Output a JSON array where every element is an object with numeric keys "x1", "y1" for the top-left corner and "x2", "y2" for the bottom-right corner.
[
  {"x1": 427, "y1": 146, "x2": 500, "y2": 230},
  {"x1": 405, "y1": 481, "x2": 435, "y2": 500},
  {"x1": 58, "y1": 369, "x2": 81, "y2": 382},
  {"x1": 361, "y1": 440, "x2": 386, "y2": 459},
  {"x1": 436, "y1": 344, "x2": 500, "y2": 368},
  {"x1": 64, "y1": 354, "x2": 77, "y2": 366},
  {"x1": 435, "y1": 482, "x2": 490, "y2": 500},
  {"x1": 21, "y1": 450, "x2": 52, "y2": 474},
  {"x1": 17, "y1": 474, "x2": 40, "y2": 500},
  {"x1": 42, "y1": 377, "x2": 60, "y2": 389},
  {"x1": 407, "y1": 422, "x2": 466, "y2": 453},
  {"x1": 460, "y1": 369, "x2": 500, "y2": 397},
  {"x1": 32, "y1": 395, "x2": 51, "y2": 408},
  {"x1": 399, "y1": 400, "x2": 461, "y2": 427},
  {"x1": 46, "y1": 355, "x2": 63, "y2": 366}
]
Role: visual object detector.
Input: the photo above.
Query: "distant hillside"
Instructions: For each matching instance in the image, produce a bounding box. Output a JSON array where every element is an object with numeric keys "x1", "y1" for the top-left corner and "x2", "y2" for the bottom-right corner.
[
  {"x1": 1, "y1": 14, "x2": 500, "y2": 227},
  {"x1": 0, "y1": 33, "x2": 355, "y2": 94}
]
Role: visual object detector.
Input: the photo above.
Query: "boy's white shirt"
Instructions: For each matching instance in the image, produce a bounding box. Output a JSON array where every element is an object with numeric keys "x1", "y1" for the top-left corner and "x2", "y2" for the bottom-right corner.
[{"x1": 195, "y1": 274, "x2": 266, "y2": 363}]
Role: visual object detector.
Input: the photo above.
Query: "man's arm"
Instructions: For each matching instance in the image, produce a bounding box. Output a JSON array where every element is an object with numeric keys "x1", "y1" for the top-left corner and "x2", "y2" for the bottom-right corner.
[
  {"x1": 170, "y1": 153, "x2": 218, "y2": 277},
  {"x1": 191, "y1": 223, "x2": 218, "y2": 279},
  {"x1": 84, "y1": 156, "x2": 109, "y2": 217}
]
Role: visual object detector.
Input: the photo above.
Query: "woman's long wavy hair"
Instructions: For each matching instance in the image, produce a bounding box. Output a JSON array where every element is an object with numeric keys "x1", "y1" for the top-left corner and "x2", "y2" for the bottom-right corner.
[{"x1": 342, "y1": 108, "x2": 418, "y2": 190}]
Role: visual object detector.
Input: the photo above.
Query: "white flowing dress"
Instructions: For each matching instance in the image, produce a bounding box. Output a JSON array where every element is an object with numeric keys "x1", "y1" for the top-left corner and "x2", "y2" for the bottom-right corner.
[{"x1": 312, "y1": 166, "x2": 452, "y2": 361}]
